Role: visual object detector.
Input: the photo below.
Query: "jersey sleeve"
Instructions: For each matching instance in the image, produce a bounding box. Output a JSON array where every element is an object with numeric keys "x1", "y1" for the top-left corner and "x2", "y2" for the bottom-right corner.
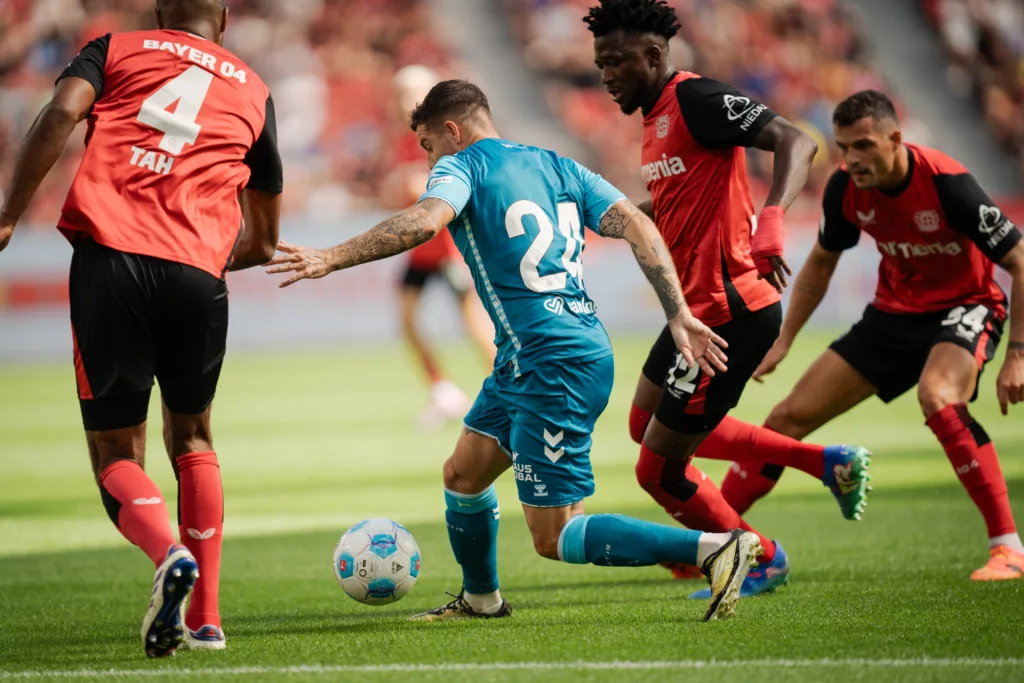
[
  {"x1": 418, "y1": 154, "x2": 473, "y2": 217},
  {"x1": 567, "y1": 159, "x2": 627, "y2": 231},
  {"x1": 933, "y1": 172, "x2": 1022, "y2": 262},
  {"x1": 243, "y1": 95, "x2": 284, "y2": 194},
  {"x1": 818, "y1": 169, "x2": 861, "y2": 252},
  {"x1": 675, "y1": 77, "x2": 777, "y2": 149},
  {"x1": 57, "y1": 34, "x2": 110, "y2": 98}
]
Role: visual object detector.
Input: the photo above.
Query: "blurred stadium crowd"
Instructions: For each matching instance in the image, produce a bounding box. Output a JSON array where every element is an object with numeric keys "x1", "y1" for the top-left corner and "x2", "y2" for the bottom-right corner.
[
  {"x1": 925, "y1": 0, "x2": 1024, "y2": 179},
  {"x1": 0, "y1": 0, "x2": 1018, "y2": 230}
]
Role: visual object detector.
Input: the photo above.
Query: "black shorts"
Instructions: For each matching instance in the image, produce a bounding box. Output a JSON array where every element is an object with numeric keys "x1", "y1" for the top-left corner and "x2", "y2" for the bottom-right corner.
[
  {"x1": 642, "y1": 303, "x2": 782, "y2": 434},
  {"x1": 400, "y1": 261, "x2": 471, "y2": 297},
  {"x1": 830, "y1": 303, "x2": 1003, "y2": 403},
  {"x1": 70, "y1": 238, "x2": 229, "y2": 431}
]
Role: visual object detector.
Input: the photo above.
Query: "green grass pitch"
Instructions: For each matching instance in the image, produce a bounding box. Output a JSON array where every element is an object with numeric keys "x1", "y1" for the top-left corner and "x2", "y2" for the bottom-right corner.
[{"x1": 1, "y1": 332, "x2": 1022, "y2": 682}]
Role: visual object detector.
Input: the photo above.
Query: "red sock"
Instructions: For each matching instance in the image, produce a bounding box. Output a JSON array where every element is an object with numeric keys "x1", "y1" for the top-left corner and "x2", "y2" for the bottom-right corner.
[
  {"x1": 636, "y1": 444, "x2": 775, "y2": 563},
  {"x1": 926, "y1": 404, "x2": 1016, "y2": 538},
  {"x1": 629, "y1": 404, "x2": 652, "y2": 445},
  {"x1": 697, "y1": 416, "x2": 824, "y2": 478},
  {"x1": 99, "y1": 460, "x2": 177, "y2": 566},
  {"x1": 177, "y1": 451, "x2": 224, "y2": 630},
  {"x1": 720, "y1": 462, "x2": 784, "y2": 515}
]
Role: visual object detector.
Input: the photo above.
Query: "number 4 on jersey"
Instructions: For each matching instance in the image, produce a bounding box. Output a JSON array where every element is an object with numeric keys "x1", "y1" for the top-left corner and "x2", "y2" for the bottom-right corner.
[{"x1": 137, "y1": 65, "x2": 214, "y2": 155}]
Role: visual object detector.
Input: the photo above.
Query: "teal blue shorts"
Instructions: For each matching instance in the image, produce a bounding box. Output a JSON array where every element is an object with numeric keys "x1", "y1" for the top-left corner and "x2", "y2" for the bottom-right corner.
[{"x1": 463, "y1": 356, "x2": 614, "y2": 507}]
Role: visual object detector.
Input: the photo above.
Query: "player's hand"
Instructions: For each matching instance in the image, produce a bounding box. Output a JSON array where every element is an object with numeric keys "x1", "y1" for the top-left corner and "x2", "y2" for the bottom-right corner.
[
  {"x1": 0, "y1": 224, "x2": 14, "y2": 252},
  {"x1": 265, "y1": 241, "x2": 336, "y2": 287},
  {"x1": 669, "y1": 313, "x2": 729, "y2": 377},
  {"x1": 752, "y1": 338, "x2": 790, "y2": 383},
  {"x1": 995, "y1": 349, "x2": 1024, "y2": 415},
  {"x1": 758, "y1": 255, "x2": 792, "y2": 293},
  {"x1": 752, "y1": 206, "x2": 789, "y2": 292}
]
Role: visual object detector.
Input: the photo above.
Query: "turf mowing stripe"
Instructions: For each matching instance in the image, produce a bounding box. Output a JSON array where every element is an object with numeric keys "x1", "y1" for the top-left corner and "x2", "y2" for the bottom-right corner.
[{"x1": 3, "y1": 658, "x2": 1024, "y2": 678}]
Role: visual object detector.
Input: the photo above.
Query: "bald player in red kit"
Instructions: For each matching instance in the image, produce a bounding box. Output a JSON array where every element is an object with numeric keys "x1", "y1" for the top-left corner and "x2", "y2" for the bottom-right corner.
[
  {"x1": 585, "y1": 0, "x2": 873, "y2": 596},
  {"x1": 725, "y1": 91, "x2": 1024, "y2": 581},
  {"x1": 0, "y1": 0, "x2": 282, "y2": 657}
]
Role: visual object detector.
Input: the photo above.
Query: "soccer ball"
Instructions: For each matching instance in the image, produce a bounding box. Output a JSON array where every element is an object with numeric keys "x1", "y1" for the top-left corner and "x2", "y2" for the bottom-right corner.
[{"x1": 333, "y1": 518, "x2": 421, "y2": 605}]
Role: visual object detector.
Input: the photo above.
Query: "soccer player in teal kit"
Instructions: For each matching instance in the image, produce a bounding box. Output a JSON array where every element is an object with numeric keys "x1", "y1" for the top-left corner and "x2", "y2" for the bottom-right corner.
[{"x1": 267, "y1": 80, "x2": 768, "y2": 621}]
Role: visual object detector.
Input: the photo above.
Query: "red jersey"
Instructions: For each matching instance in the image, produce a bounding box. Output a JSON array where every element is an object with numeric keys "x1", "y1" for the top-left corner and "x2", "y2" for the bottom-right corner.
[
  {"x1": 819, "y1": 144, "x2": 1021, "y2": 316},
  {"x1": 642, "y1": 72, "x2": 780, "y2": 327},
  {"x1": 56, "y1": 30, "x2": 281, "y2": 279},
  {"x1": 408, "y1": 229, "x2": 459, "y2": 271}
]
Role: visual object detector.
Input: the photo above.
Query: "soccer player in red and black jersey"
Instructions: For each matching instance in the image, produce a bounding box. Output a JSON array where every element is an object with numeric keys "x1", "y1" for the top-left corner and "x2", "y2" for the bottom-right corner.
[
  {"x1": 724, "y1": 91, "x2": 1024, "y2": 581},
  {"x1": 585, "y1": 0, "x2": 873, "y2": 594},
  {"x1": 0, "y1": 0, "x2": 282, "y2": 655}
]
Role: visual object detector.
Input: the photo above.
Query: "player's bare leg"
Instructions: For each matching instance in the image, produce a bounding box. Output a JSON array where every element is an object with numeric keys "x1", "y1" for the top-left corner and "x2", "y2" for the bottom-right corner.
[
  {"x1": 458, "y1": 291, "x2": 497, "y2": 368},
  {"x1": 721, "y1": 349, "x2": 879, "y2": 514},
  {"x1": 399, "y1": 287, "x2": 469, "y2": 429},
  {"x1": 163, "y1": 401, "x2": 227, "y2": 648},
  {"x1": 919, "y1": 343, "x2": 1024, "y2": 579},
  {"x1": 412, "y1": 429, "x2": 511, "y2": 620},
  {"x1": 88, "y1": 420, "x2": 197, "y2": 658}
]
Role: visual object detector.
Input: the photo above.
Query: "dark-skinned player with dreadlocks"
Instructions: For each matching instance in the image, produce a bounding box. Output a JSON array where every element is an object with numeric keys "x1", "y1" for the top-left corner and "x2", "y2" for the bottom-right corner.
[{"x1": 583, "y1": 0, "x2": 873, "y2": 599}]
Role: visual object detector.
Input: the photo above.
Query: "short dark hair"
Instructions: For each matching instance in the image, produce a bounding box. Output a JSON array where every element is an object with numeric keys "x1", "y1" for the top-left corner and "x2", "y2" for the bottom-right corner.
[
  {"x1": 833, "y1": 90, "x2": 899, "y2": 128},
  {"x1": 409, "y1": 80, "x2": 491, "y2": 131},
  {"x1": 583, "y1": 0, "x2": 681, "y2": 39}
]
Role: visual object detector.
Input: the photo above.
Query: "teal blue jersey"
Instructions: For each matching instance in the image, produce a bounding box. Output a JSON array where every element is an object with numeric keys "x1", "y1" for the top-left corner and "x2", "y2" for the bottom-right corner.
[{"x1": 419, "y1": 138, "x2": 626, "y2": 375}]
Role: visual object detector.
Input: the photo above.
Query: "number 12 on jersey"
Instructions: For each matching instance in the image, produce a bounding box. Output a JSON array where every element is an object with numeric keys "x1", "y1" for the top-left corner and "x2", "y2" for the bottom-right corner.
[{"x1": 505, "y1": 201, "x2": 585, "y2": 293}]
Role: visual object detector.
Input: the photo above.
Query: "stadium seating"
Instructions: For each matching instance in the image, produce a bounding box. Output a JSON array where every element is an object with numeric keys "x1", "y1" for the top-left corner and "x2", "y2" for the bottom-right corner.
[{"x1": 0, "y1": 0, "x2": 454, "y2": 227}]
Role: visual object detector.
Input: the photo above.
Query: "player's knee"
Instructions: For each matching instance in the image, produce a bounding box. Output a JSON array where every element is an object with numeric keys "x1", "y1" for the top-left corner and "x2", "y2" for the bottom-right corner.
[
  {"x1": 166, "y1": 420, "x2": 213, "y2": 458},
  {"x1": 917, "y1": 381, "x2": 958, "y2": 419},
  {"x1": 765, "y1": 399, "x2": 813, "y2": 440},
  {"x1": 628, "y1": 403, "x2": 652, "y2": 445},
  {"x1": 530, "y1": 530, "x2": 561, "y2": 561}
]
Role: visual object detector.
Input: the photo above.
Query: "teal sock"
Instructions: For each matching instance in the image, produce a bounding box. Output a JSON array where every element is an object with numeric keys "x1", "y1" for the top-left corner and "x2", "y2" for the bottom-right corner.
[
  {"x1": 444, "y1": 486, "x2": 500, "y2": 594},
  {"x1": 557, "y1": 513, "x2": 700, "y2": 567}
]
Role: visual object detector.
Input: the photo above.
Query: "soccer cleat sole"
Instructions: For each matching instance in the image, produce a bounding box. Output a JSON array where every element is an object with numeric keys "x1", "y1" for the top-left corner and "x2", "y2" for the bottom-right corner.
[
  {"x1": 704, "y1": 532, "x2": 762, "y2": 622},
  {"x1": 142, "y1": 550, "x2": 199, "y2": 658}
]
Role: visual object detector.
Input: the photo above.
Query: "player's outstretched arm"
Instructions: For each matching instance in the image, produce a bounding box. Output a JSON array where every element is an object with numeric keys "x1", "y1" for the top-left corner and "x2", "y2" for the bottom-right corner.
[
  {"x1": 266, "y1": 198, "x2": 454, "y2": 287},
  {"x1": 750, "y1": 118, "x2": 819, "y2": 292},
  {"x1": 996, "y1": 241, "x2": 1024, "y2": 414},
  {"x1": 598, "y1": 199, "x2": 728, "y2": 376},
  {"x1": 0, "y1": 77, "x2": 96, "y2": 251},
  {"x1": 753, "y1": 242, "x2": 840, "y2": 382}
]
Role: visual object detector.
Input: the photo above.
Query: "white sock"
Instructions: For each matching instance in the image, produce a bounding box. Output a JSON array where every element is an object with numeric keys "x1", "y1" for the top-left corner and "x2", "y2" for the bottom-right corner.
[
  {"x1": 989, "y1": 533, "x2": 1024, "y2": 553},
  {"x1": 695, "y1": 532, "x2": 734, "y2": 567},
  {"x1": 463, "y1": 590, "x2": 503, "y2": 614}
]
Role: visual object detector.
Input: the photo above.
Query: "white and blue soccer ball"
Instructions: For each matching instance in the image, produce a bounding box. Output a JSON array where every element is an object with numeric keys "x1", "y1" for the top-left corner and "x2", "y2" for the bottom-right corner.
[{"x1": 333, "y1": 518, "x2": 421, "y2": 605}]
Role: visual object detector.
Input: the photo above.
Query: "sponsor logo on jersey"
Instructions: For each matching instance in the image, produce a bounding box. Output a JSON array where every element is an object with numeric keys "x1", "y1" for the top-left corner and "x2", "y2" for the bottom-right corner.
[
  {"x1": 544, "y1": 297, "x2": 564, "y2": 315},
  {"x1": 656, "y1": 115, "x2": 671, "y2": 139},
  {"x1": 856, "y1": 209, "x2": 876, "y2": 225},
  {"x1": 533, "y1": 484, "x2": 549, "y2": 498},
  {"x1": 914, "y1": 210, "x2": 941, "y2": 233},
  {"x1": 641, "y1": 154, "x2": 686, "y2": 184},
  {"x1": 977, "y1": 205, "x2": 1016, "y2": 249},
  {"x1": 877, "y1": 240, "x2": 963, "y2": 258},
  {"x1": 427, "y1": 175, "x2": 454, "y2": 190},
  {"x1": 513, "y1": 461, "x2": 544, "y2": 483},
  {"x1": 722, "y1": 94, "x2": 767, "y2": 131}
]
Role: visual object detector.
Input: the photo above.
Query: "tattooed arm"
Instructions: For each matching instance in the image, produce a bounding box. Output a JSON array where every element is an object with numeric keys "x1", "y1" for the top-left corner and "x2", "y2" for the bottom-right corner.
[
  {"x1": 598, "y1": 199, "x2": 729, "y2": 374},
  {"x1": 266, "y1": 198, "x2": 454, "y2": 287}
]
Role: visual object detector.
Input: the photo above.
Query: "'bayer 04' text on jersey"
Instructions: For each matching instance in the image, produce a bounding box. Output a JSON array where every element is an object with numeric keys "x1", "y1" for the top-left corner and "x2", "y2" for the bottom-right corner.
[
  {"x1": 57, "y1": 30, "x2": 283, "y2": 279},
  {"x1": 819, "y1": 144, "x2": 1022, "y2": 317},
  {"x1": 419, "y1": 138, "x2": 625, "y2": 375}
]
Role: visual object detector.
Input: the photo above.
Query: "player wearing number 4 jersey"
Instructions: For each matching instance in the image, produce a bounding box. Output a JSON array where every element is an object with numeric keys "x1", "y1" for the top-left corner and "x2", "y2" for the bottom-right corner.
[
  {"x1": 725, "y1": 91, "x2": 1024, "y2": 581},
  {"x1": 586, "y1": 0, "x2": 872, "y2": 596},
  {"x1": 0, "y1": 0, "x2": 283, "y2": 656},
  {"x1": 269, "y1": 79, "x2": 773, "y2": 622}
]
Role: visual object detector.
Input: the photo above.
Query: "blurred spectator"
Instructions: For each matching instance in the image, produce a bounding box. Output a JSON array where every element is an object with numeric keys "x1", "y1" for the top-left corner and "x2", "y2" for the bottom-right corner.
[
  {"x1": 0, "y1": 0, "x2": 454, "y2": 227},
  {"x1": 504, "y1": 0, "x2": 929, "y2": 211},
  {"x1": 926, "y1": 0, "x2": 1024, "y2": 179}
]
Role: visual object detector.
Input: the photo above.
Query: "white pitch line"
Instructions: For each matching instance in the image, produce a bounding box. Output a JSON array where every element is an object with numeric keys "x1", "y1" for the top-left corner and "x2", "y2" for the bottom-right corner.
[{"x1": 2, "y1": 658, "x2": 1024, "y2": 679}]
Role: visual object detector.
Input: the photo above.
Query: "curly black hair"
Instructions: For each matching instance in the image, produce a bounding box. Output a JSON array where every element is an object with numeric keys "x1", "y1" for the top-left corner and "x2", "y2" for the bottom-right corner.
[{"x1": 582, "y1": 0, "x2": 681, "y2": 39}]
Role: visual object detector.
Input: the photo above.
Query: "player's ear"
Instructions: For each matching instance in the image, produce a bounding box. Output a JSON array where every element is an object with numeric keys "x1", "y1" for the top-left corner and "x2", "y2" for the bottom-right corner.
[
  {"x1": 444, "y1": 120, "x2": 460, "y2": 147},
  {"x1": 890, "y1": 128, "x2": 903, "y2": 149},
  {"x1": 219, "y1": 8, "x2": 228, "y2": 42},
  {"x1": 645, "y1": 43, "x2": 663, "y2": 69}
]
